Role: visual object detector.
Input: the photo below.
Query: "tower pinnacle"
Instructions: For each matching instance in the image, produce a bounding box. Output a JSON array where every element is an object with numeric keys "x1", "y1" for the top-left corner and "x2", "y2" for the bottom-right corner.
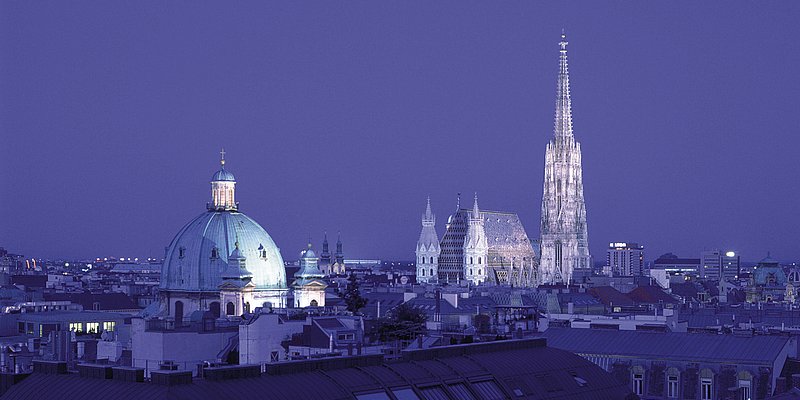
[{"x1": 555, "y1": 32, "x2": 573, "y2": 140}]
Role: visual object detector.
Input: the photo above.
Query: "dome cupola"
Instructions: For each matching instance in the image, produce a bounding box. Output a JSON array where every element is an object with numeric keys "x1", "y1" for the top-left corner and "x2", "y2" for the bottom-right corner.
[{"x1": 210, "y1": 148, "x2": 237, "y2": 211}]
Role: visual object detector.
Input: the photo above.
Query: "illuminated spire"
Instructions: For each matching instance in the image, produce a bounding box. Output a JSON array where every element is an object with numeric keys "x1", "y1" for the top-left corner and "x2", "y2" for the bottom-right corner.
[
  {"x1": 423, "y1": 196, "x2": 435, "y2": 225},
  {"x1": 471, "y1": 193, "x2": 480, "y2": 220},
  {"x1": 554, "y1": 31, "x2": 573, "y2": 140}
]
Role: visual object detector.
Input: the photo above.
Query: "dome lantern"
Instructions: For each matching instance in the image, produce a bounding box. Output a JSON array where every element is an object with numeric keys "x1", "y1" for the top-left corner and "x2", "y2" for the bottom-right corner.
[{"x1": 210, "y1": 148, "x2": 237, "y2": 211}]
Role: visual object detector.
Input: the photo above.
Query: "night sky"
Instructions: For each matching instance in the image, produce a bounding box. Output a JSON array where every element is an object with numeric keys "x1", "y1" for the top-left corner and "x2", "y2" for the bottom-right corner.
[{"x1": 2, "y1": 2, "x2": 799, "y2": 262}]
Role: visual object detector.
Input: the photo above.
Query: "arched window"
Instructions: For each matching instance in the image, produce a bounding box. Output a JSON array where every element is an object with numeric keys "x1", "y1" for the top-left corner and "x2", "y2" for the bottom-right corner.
[
  {"x1": 209, "y1": 301, "x2": 220, "y2": 318},
  {"x1": 430, "y1": 268, "x2": 433, "y2": 276},
  {"x1": 470, "y1": 257, "x2": 474, "y2": 264},
  {"x1": 430, "y1": 257, "x2": 434, "y2": 264},
  {"x1": 470, "y1": 269, "x2": 473, "y2": 275},
  {"x1": 666, "y1": 367, "x2": 680, "y2": 398},
  {"x1": 310, "y1": 299, "x2": 318, "y2": 307},
  {"x1": 174, "y1": 301, "x2": 184, "y2": 325},
  {"x1": 211, "y1": 248, "x2": 218, "y2": 259},
  {"x1": 478, "y1": 257, "x2": 482, "y2": 265},
  {"x1": 421, "y1": 269, "x2": 425, "y2": 276},
  {"x1": 478, "y1": 269, "x2": 481, "y2": 275},
  {"x1": 226, "y1": 302, "x2": 235, "y2": 316}
]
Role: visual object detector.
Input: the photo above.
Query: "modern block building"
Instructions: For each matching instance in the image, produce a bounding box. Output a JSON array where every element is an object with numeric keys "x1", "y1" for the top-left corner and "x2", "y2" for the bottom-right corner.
[
  {"x1": 700, "y1": 250, "x2": 741, "y2": 282},
  {"x1": 605, "y1": 242, "x2": 645, "y2": 277}
]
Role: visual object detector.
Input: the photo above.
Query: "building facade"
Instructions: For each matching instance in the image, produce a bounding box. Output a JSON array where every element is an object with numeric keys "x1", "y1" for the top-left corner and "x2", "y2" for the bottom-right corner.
[
  {"x1": 605, "y1": 242, "x2": 645, "y2": 277},
  {"x1": 415, "y1": 198, "x2": 441, "y2": 284},
  {"x1": 700, "y1": 250, "x2": 740, "y2": 282},
  {"x1": 539, "y1": 33, "x2": 591, "y2": 285}
]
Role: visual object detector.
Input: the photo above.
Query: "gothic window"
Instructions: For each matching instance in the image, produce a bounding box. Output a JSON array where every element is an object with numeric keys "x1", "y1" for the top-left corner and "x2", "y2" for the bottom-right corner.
[
  {"x1": 478, "y1": 269, "x2": 482, "y2": 275},
  {"x1": 421, "y1": 269, "x2": 425, "y2": 276},
  {"x1": 478, "y1": 257, "x2": 482, "y2": 265},
  {"x1": 470, "y1": 257, "x2": 474, "y2": 264},
  {"x1": 470, "y1": 269, "x2": 473, "y2": 275}
]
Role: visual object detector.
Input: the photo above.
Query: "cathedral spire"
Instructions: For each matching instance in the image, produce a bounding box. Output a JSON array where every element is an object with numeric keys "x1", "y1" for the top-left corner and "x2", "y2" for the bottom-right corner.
[
  {"x1": 471, "y1": 193, "x2": 481, "y2": 220},
  {"x1": 423, "y1": 196, "x2": 435, "y2": 225},
  {"x1": 554, "y1": 32, "x2": 573, "y2": 140}
]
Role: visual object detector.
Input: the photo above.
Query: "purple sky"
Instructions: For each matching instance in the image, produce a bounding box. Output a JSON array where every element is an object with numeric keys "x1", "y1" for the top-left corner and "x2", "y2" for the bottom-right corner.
[{"x1": 2, "y1": 2, "x2": 799, "y2": 262}]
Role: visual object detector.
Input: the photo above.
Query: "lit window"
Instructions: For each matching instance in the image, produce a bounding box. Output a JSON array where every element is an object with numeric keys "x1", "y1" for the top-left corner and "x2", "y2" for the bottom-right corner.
[
  {"x1": 86, "y1": 322, "x2": 99, "y2": 333},
  {"x1": 69, "y1": 322, "x2": 83, "y2": 333},
  {"x1": 103, "y1": 321, "x2": 115, "y2": 332}
]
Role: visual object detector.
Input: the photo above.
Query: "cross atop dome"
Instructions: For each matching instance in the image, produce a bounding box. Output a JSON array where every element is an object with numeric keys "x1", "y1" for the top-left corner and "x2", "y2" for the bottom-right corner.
[{"x1": 220, "y1": 148, "x2": 226, "y2": 167}]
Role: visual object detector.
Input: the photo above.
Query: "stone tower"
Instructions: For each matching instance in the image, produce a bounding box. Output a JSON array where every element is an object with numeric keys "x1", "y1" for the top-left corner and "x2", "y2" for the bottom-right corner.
[
  {"x1": 539, "y1": 33, "x2": 591, "y2": 285},
  {"x1": 463, "y1": 194, "x2": 489, "y2": 285},
  {"x1": 415, "y1": 197, "x2": 441, "y2": 284}
]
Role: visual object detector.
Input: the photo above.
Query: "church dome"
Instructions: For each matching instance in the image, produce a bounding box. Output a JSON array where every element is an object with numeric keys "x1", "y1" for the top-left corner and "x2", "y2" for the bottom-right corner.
[
  {"x1": 161, "y1": 152, "x2": 285, "y2": 293},
  {"x1": 161, "y1": 211, "x2": 286, "y2": 292},
  {"x1": 212, "y1": 167, "x2": 236, "y2": 182}
]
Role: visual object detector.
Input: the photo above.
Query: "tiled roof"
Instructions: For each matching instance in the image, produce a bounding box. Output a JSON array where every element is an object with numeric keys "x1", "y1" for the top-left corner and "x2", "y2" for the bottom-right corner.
[
  {"x1": 2, "y1": 339, "x2": 633, "y2": 400},
  {"x1": 542, "y1": 327, "x2": 791, "y2": 365}
]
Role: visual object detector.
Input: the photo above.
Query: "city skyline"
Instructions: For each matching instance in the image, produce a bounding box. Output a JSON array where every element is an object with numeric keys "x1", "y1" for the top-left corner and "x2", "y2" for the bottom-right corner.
[{"x1": 2, "y1": 2, "x2": 800, "y2": 262}]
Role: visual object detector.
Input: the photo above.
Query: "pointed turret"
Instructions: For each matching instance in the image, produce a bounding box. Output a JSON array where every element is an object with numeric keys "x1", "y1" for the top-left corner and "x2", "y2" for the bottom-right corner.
[
  {"x1": 292, "y1": 242, "x2": 328, "y2": 307},
  {"x1": 335, "y1": 232, "x2": 344, "y2": 265},
  {"x1": 463, "y1": 193, "x2": 488, "y2": 285},
  {"x1": 416, "y1": 197, "x2": 441, "y2": 284},
  {"x1": 320, "y1": 231, "x2": 331, "y2": 265}
]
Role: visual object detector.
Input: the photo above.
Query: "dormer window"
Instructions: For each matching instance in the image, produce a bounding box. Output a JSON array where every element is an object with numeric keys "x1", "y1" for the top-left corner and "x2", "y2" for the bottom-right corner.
[
  {"x1": 211, "y1": 247, "x2": 219, "y2": 259},
  {"x1": 258, "y1": 244, "x2": 268, "y2": 259},
  {"x1": 179, "y1": 247, "x2": 186, "y2": 259}
]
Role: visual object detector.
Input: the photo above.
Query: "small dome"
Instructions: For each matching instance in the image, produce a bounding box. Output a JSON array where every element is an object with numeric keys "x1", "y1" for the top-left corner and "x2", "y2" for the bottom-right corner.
[
  {"x1": 303, "y1": 248, "x2": 317, "y2": 259},
  {"x1": 212, "y1": 167, "x2": 236, "y2": 182}
]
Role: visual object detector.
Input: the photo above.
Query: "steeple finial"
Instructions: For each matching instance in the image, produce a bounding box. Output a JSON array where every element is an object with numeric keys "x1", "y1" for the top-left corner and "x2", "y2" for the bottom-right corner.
[
  {"x1": 220, "y1": 148, "x2": 226, "y2": 167},
  {"x1": 472, "y1": 193, "x2": 480, "y2": 218},
  {"x1": 425, "y1": 196, "x2": 433, "y2": 219}
]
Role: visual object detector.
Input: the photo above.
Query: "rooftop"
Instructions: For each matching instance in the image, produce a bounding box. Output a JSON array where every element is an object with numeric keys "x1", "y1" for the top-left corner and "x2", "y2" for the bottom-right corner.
[
  {"x1": 2, "y1": 338, "x2": 633, "y2": 400},
  {"x1": 541, "y1": 327, "x2": 792, "y2": 365}
]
